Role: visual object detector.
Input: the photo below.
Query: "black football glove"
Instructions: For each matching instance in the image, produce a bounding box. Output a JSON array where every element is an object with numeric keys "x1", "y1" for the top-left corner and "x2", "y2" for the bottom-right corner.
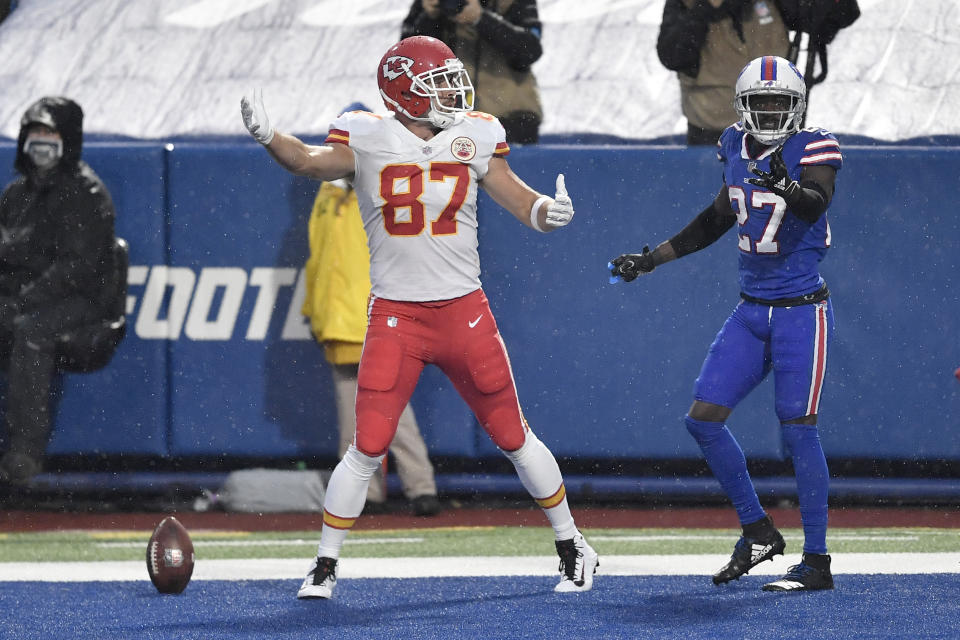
[
  {"x1": 747, "y1": 146, "x2": 800, "y2": 204},
  {"x1": 610, "y1": 246, "x2": 655, "y2": 282}
]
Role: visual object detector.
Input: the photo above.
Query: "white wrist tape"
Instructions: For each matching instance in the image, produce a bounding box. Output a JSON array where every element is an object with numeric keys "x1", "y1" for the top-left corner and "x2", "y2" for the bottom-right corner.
[{"x1": 530, "y1": 195, "x2": 550, "y2": 233}]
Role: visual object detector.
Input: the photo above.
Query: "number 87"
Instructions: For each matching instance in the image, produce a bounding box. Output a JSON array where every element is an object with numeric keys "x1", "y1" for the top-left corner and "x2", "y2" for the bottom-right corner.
[{"x1": 379, "y1": 162, "x2": 470, "y2": 236}]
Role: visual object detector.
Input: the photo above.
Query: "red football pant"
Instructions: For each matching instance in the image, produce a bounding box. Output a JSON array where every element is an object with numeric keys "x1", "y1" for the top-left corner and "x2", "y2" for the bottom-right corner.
[{"x1": 355, "y1": 288, "x2": 527, "y2": 456}]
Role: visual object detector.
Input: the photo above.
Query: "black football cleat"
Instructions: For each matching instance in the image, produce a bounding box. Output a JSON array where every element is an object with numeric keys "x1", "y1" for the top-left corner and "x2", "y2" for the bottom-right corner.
[
  {"x1": 712, "y1": 517, "x2": 786, "y2": 585},
  {"x1": 411, "y1": 494, "x2": 442, "y2": 517},
  {"x1": 763, "y1": 553, "x2": 834, "y2": 591},
  {"x1": 554, "y1": 532, "x2": 599, "y2": 592},
  {"x1": 297, "y1": 556, "x2": 338, "y2": 599}
]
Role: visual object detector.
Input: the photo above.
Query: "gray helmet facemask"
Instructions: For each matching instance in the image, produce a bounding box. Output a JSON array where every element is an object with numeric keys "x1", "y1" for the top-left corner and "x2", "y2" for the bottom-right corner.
[{"x1": 23, "y1": 134, "x2": 63, "y2": 170}]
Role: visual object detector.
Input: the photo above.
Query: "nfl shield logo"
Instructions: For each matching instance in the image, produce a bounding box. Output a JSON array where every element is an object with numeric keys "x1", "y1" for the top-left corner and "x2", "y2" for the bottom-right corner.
[{"x1": 164, "y1": 548, "x2": 184, "y2": 567}]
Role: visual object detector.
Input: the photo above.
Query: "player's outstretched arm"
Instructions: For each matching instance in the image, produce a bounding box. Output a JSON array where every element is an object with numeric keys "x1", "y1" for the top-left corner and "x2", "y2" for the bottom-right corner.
[
  {"x1": 240, "y1": 90, "x2": 354, "y2": 181},
  {"x1": 610, "y1": 244, "x2": 669, "y2": 282},
  {"x1": 480, "y1": 157, "x2": 573, "y2": 232},
  {"x1": 609, "y1": 187, "x2": 732, "y2": 283}
]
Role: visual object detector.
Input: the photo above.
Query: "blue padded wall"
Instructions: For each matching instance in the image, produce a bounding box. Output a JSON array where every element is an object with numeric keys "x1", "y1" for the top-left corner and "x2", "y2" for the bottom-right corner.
[
  {"x1": 478, "y1": 145, "x2": 960, "y2": 461},
  {"x1": 0, "y1": 141, "x2": 956, "y2": 463},
  {"x1": 162, "y1": 143, "x2": 334, "y2": 457}
]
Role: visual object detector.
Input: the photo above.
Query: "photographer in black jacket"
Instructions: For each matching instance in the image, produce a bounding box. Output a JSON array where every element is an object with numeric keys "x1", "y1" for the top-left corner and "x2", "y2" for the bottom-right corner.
[
  {"x1": 657, "y1": 0, "x2": 859, "y2": 145},
  {"x1": 0, "y1": 97, "x2": 121, "y2": 485},
  {"x1": 402, "y1": 0, "x2": 544, "y2": 144}
]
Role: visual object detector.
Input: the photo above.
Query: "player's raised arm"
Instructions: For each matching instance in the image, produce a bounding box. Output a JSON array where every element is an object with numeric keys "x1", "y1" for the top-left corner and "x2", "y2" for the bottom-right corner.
[
  {"x1": 746, "y1": 146, "x2": 837, "y2": 224},
  {"x1": 240, "y1": 89, "x2": 355, "y2": 181},
  {"x1": 480, "y1": 157, "x2": 574, "y2": 232}
]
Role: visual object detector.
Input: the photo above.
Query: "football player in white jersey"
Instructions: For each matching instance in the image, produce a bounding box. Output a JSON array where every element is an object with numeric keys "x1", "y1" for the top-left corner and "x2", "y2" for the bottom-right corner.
[{"x1": 241, "y1": 35, "x2": 598, "y2": 600}]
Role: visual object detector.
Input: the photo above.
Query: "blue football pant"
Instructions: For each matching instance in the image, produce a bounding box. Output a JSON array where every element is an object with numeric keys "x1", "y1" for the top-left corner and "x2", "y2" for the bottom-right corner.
[{"x1": 689, "y1": 299, "x2": 833, "y2": 554}]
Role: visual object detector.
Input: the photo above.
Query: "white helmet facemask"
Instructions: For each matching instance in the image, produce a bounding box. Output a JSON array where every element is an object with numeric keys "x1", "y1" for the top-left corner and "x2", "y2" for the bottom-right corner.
[
  {"x1": 409, "y1": 59, "x2": 474, "y2": 129},
  {"x1": 734, "y1": 56, "x2": 806, "y2": 145}
]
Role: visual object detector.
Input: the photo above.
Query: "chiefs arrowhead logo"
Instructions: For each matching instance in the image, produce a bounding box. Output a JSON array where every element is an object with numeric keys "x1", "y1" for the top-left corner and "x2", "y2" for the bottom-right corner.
[
  {"x1": 451, "y1": 136, "x2": 476, "y2": 161},
  {"x1": 382, "y1": 56, "x2": 413, "y2": 81}
]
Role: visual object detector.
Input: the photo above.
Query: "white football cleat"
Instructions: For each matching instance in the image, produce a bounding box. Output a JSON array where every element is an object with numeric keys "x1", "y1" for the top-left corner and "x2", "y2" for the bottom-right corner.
[
  {"x1": 297, "y1": 556, "x2": 338, "y2": 599},
  {"x1": 554, "y1": 532, "x2": 599, "y2": 592}
]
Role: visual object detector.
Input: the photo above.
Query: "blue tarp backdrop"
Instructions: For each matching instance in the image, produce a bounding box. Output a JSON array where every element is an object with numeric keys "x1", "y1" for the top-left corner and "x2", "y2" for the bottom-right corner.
[{"x1": 0, "y1": 141, "x2": 957, "y2": 464}]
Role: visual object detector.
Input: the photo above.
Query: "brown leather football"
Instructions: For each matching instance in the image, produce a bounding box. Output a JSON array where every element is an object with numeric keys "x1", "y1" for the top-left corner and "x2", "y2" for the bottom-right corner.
[{"x1": 146, "y1": 516, "x2": 195, "y2": 594}]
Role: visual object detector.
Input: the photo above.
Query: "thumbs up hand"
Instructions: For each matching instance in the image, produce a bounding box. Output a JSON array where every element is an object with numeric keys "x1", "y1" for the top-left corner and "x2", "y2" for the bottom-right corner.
[{"x1": 545, "y1": 173, "x2": 574, "y2": 228}]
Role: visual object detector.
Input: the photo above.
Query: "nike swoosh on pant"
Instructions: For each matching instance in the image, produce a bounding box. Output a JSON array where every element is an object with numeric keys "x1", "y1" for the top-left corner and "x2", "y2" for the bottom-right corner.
[{"x1": 468, "y1": 315, "x2": 482, "y2": 328}]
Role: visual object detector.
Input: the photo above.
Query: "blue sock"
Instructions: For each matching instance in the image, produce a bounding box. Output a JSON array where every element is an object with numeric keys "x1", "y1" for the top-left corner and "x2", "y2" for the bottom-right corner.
[
  {"x1": 782, "y1": 423, "x2": 830, "y2": 555},
  {"x1": 685, "y1": 416, "x2": 765, "y2": 526}
]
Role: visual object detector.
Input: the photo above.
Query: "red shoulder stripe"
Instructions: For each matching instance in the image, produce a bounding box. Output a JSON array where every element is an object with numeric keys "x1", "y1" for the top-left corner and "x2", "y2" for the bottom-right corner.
[{"x1": 325, "y1": 128, "x2": 350, "y2": 145}]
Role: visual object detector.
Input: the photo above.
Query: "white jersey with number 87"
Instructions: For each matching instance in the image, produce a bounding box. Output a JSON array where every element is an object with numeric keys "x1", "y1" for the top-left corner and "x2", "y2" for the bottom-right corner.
[{"x1": 325, "y1": 109, "x2": 509, "y2": 302}]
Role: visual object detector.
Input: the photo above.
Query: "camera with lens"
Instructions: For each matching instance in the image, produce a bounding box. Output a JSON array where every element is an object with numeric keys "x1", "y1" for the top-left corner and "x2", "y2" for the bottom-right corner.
[{"x1": 439, "y1": 0, "x2": 467, "y2": 17}]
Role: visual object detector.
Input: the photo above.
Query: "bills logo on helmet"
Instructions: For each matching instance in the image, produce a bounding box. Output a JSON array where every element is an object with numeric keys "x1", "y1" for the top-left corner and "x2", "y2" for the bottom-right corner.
[
  {"x1": 382, "y1": 56, "x2": 413, "y2": 81},
  {"x1": 451, "y1": 136, "x2": 476, "y2": 161}
]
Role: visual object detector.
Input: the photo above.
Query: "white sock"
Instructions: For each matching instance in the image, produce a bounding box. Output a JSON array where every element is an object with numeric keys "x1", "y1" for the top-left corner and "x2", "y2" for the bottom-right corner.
[
  {"x1": 503, "y1": 430, "x2": 578, "y2": 541},
  {"x1": 316, "y1": 445, "x2": 384, "y2": 559}
]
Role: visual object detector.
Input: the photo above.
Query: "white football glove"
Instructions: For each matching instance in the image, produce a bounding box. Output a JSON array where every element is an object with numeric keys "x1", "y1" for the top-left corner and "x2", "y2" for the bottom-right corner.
[
  {"x1": 545, "y1": 173, "x2": 574, "y2": 227},
  {"x1": 240, "y1": 88, "x2": 275, "y2": 145}
]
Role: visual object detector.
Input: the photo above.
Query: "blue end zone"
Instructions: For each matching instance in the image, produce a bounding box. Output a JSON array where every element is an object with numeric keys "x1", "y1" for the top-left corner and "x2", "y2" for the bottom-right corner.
[{"x1": 3, "y1": 576, "x2": 958, "y2": 639}]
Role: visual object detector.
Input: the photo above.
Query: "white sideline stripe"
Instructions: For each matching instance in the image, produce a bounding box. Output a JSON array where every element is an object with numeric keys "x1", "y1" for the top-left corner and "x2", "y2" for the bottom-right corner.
[
  {"x1": 97, "y1": 537, "x2": 424, "y2": 549},
  {"x1": 2, "y1": 553, "x2": 960, "y2": 582},
  {"x1": 97, "y1": 534, "x2": 922, "y2": 548}
]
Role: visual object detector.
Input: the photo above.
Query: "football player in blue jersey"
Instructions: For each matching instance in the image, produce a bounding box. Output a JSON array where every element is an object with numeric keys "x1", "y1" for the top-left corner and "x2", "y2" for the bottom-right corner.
[{"x1": 610, "y1": 55, "x2": 842, "y2": 592}]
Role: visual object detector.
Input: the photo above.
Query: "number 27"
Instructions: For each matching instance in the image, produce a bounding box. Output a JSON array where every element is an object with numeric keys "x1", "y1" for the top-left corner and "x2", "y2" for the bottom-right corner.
[{"x1": 728, "y1": 186, "x2": 785, "y2": 254}]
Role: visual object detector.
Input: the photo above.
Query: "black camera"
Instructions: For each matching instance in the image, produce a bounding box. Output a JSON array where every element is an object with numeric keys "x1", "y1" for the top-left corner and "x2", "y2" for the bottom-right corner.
[{"x1": 440, "y1": 0, "x2": 467, "y2": 16}]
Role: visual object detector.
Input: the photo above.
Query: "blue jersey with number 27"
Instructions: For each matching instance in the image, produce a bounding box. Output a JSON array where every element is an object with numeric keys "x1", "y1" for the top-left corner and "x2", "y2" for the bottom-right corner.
[{"x1": 717, "y1": 124, "x2": 843, "y2": 300}]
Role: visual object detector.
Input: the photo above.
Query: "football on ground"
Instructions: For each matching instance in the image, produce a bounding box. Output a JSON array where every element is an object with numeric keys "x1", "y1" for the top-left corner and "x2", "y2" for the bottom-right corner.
[{"x1": 146, "y1": 516, "x2": 195, "y2": 594}]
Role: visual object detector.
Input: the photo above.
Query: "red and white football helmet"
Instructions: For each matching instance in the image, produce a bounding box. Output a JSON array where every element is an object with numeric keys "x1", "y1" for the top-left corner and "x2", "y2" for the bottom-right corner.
[
  {"x1": 378, "y1": 36, "x2": 474, "y2": 129},
  {"x1": 734, "y1": 55, "x2": 807, "y2": 145}
]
